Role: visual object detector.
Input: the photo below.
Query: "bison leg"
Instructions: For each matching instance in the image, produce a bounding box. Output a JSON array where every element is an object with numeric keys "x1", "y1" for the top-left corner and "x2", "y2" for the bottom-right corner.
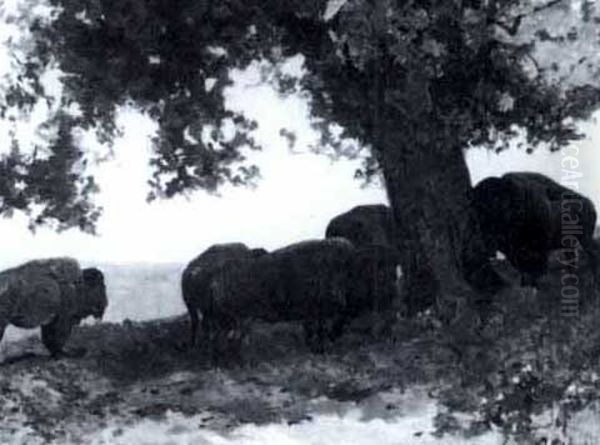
[
  {"x1": 303, "y1": 321, "x2": 316, "y2": 350},
  {"x1": 315, "y1": 320, "x2": 327, "y2": 354},
  {"x1": 303, "y1": 320, "x2": 327, "y2": 354},
  {"x1": 219, "y1": 316, "x2": 245, "y2": 366},
  {"x1": 206, "y1": 316, "x2": 230, "y2": 368},
  {"x1": 520, "y1": 273, "x2": 535, "y2": 288},
  {"x1": 186, "y1": 304, "x2": 200, "y2": 347},
  {"x1": 226, "y1": 327, "x2": 244, "y2": 366},
  {"x1": 206, "y1": 317, "x2": 244, "y2": 368},
  {"x1": 41, "y1": 316, "x2": 74, "y2": 357},
  {"x1": 206, "y1": 322, "x2": 222, "y2": 368},
  {"x1": 201, "y1": 314, "x2": 223, "y2": 367},
  {"x1": 201, "y1": 314, "x2": 214, "y2": 344},
  {"x1": 328, "y1": 315, "x2": 347, "y2": 342},
  {"x1": 0, "y1": 321, "x2": 6, "y2": 347}
]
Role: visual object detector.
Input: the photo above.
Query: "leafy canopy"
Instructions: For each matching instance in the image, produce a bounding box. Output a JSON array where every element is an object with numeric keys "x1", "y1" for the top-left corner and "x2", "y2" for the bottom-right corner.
[{"x1": 1, "y1": 0, "x2": 599, "y2": 231}]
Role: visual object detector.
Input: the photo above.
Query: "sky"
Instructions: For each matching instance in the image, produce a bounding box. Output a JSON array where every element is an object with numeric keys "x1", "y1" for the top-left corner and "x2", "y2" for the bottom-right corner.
[{"x1": 0, "y1": 1, "x2": 599, "y2": 268}]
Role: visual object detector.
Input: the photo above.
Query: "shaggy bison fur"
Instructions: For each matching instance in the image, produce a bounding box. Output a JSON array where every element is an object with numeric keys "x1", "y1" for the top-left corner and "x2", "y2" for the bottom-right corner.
[
  {"x1": 181, "y1": 243, "x2": 268, "y2": 346},
  {"x1": 0, "y1": 258, "x2": 107, "y2": 357},
  {"x1": 204, "y1": 239, "x2": 398, "y2": 357}
]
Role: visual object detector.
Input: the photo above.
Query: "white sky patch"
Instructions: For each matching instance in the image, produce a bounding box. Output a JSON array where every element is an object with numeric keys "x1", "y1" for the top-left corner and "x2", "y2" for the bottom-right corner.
[
  {"x1": 510, "y1": 2, "x2": 600, "y2": 88},
  {"x1": 324, "y1": 0, "x2": 348, "y2": 22},
  {"x1": 279, "y1": 54, "x2": 306, "y2": 78},
  {"x1": 0, "y1": 66, "x2": 387, "y2": 267},
  {"x1": 207, "y1": 46, "x2": 228, "y2": 58},
  {"x1": 74, "y1": 10, "x2": 92, "y2": 25},
  {"x1": 0, "y1": 0, "x2": 21, "y2": 17},
  {"x1": 221, "y1": 118, "x2": 236, "y2": 142},
  {"x1": 0, "y1": 1, "x2": 22, "y2": 78},
  {"x1": 202, "y1": 123, "x2": 217, "y2": 145},
  {"x1": 205, "y1": 77, "x2": 217, "y2": 92},
  {"x1": 0, "y1": 1, "x2": 65, "y2": 157},
  {"x1": 183, "y1": 125, "x2": 199, "y2": 145}
]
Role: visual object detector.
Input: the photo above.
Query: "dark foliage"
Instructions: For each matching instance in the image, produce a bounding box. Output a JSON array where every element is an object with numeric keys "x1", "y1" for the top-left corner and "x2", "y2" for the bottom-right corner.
[{"x1": 1, "y1": 0, "x2": 599, "y2": 229}]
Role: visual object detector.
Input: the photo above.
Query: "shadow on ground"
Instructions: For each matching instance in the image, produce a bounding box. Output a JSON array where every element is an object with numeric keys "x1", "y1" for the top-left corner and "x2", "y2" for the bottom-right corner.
[{"x1": 0, "y1": 311, "x2": 457, "y2": 443}]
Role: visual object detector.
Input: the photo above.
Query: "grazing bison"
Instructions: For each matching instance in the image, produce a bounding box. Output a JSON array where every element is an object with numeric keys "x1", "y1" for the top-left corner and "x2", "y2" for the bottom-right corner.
[
  {"x1": 204, "y1": 239, "x2": 398, "y2": 357},
  {"x1": 0, "y1": 258, "x2": 107, "y2": 357},
  {"x1": 325, "y1": 204, "x2": 396, "y2": 248},
  {"x1": 473, "y1": 172, "x2": 597, "y2": 287},
  {"x1": 181, "y1": 243, "x2": 268, "y2": 346}
]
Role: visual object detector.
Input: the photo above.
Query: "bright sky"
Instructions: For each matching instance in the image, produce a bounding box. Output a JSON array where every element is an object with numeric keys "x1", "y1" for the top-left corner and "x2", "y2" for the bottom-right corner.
[{"x1": 0, "y1": 2, "x2": 598, "y2": 268}]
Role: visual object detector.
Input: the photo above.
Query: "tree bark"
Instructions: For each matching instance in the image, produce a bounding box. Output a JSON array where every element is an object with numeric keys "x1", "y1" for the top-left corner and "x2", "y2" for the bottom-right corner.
[
  {"x1": 366, "y1": 3, "x2": 503, "y2": 322},
  {"x1": 377, "y1": 131, "x2": 505, "y2": 321}
]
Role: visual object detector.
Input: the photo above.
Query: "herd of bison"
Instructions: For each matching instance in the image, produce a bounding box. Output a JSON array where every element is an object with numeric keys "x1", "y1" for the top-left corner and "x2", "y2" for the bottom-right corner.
[{"x1": 0, "y1": 171, "x2": 597, "y2": 364}]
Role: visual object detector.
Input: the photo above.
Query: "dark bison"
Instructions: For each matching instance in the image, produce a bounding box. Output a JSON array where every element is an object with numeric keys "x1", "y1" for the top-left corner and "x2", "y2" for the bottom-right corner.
[
  {"x1": 204, "y1": 238, "x2": 398, "y2": 357},
  {"x1": 325, "y1": 204, "x2": 403, "y2": 300},
  {"x1": 0, "y1": 258, "x2": 107, "y2": 357},
  {"x1": 181, "y1": 243, "x2": 268, "y2": 346},
  {"x1": 473, "y1": 172, "x2": 597, "y2": 287},
  {"x1": 325, "y1": 204, "x2": 396, "y2": 248}
]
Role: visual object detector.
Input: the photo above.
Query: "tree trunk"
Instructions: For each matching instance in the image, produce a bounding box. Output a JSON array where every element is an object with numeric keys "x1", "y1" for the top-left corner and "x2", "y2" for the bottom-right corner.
[
  {"x1": 366, "y1": 7, "x2": 503, "y2": 321},
  {"x1": 378, "y1": 132, "x2": 505, "y2": 322}
]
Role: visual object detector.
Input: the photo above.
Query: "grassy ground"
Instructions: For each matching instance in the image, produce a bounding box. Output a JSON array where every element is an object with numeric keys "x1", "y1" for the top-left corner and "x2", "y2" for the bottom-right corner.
[
  {"x1": 0, "y1": 311, "x2": 461, "y2": 443},
  {"x1": 1, "y1": 259, "x2": 600, "y2": 444}
]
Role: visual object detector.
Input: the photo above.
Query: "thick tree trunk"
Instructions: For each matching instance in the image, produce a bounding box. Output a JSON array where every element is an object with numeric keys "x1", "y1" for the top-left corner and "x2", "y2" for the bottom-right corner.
[
  {"x1": 365, "y1": 9, "x2": 503, "y2": 322},
  {"x1": 378, "y1": 133, "x2": 505, "y2": 321}
]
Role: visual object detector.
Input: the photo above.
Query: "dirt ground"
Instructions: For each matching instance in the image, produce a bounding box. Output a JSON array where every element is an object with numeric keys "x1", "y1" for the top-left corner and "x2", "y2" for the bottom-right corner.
[
  {"x1": 1, "y1": 256, "x2": 599, "y2": 444},
  {"x1": 0, "y1": 312, "x2": 463, "y2": 444}
]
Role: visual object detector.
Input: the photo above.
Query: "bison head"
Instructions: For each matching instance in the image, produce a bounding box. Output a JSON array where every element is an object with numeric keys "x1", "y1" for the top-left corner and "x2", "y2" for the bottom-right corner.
[
  {"x1": 472, "y1": 177, "x2": 515, "y2": 225},
  {"x1": 82, "y1": 267, "x2": 108, "y2": 320}
]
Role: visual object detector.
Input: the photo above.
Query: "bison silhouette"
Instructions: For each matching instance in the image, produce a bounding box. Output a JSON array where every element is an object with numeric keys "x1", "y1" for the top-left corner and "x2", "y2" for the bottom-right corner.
[
  {"x1": 473, "y1": 172, "x2": 597, "y2": 287},
  {"x1": 203, "y1": 239, "x2": 398, "y2": 359},
  {"x1": 0, "y1": 258, "x2": 107, "y2": 358},
  {"x1": 181, "y1": 243, "x2": 268, "y2": 346},
  {"x1": 325, "y1": 204, "x2": 396, "y2": 248}
]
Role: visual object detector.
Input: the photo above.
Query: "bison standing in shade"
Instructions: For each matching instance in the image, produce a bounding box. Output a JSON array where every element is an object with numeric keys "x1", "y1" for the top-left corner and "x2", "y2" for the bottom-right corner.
[
  {"x1": 204, "y1": 239, "x2": 398, "y2": 358},
  {"x1": 0, "y1": 258, "x2": 107, "y2": 358},
  {"x1": 325, "y1": 204, "x2": 396, "y2": 248},
  {"x1": 181, "y1": 243, "x2": 268, "y2": 346},
  {"x1": 473, "y1": 172, "x2": 597, "y2": 287},
  {"x1": 325, "y1": 204, "x2": 404, "y2": 298}
]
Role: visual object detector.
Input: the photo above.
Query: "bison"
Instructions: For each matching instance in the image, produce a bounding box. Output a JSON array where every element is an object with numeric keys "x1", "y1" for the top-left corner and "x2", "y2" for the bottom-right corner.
[
  {"x1": 0, "y1": 258, "x2": 107, "y2": 358},
  {"x1": 181, "y1": 243, "x2": 268, "y2": 346},
  {"x1": 472, "y1": 172, "x2": 597, "y2": 287},
  {"x1": 325, "y1": 204, "x2": 403, "y2": 297},
  {"x1": 204, "y1": 238, "x2": 398, "y2": 358},
  {"x1": 325, "y1": 204, "x2": 396, "y2": 248}
]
